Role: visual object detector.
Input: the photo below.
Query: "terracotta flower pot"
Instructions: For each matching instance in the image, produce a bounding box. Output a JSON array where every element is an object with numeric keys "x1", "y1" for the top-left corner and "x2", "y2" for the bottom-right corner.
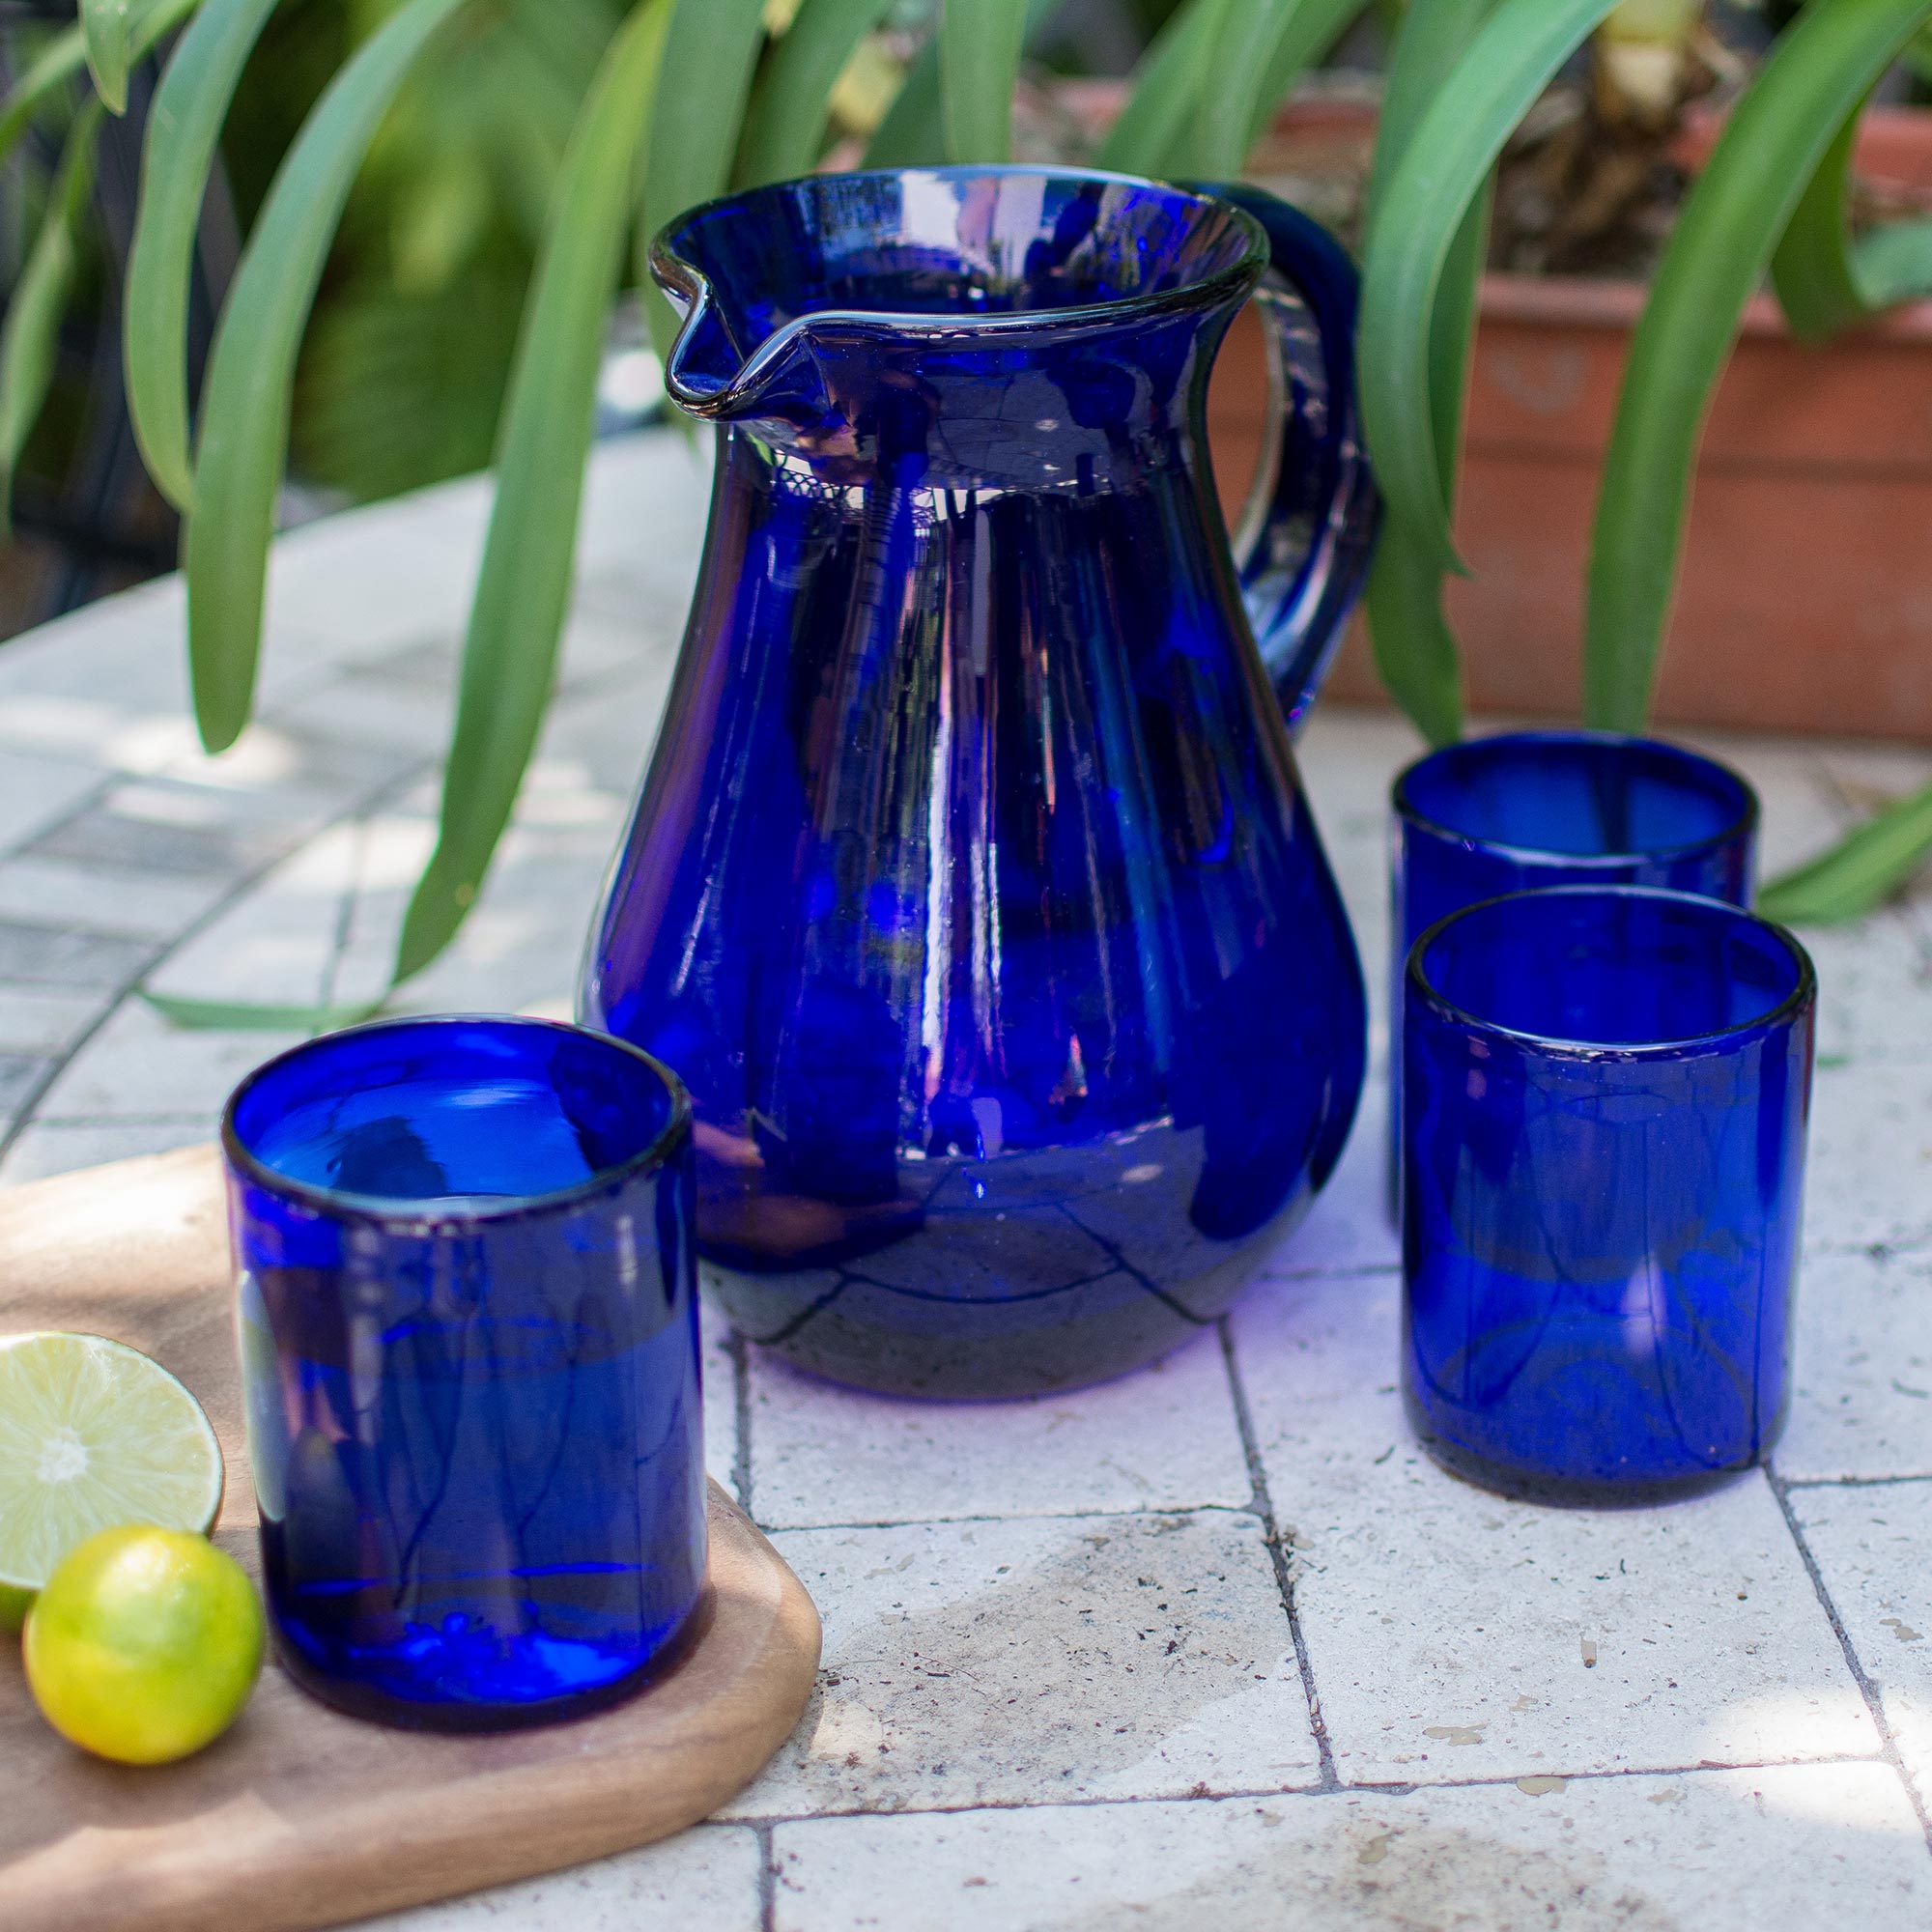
[{"x1": 1200, "y1": 100, "x2": 1932, "y2": 742}]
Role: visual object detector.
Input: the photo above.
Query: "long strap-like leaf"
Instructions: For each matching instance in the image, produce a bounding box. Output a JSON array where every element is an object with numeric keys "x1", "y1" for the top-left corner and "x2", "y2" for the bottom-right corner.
[
  {"x1": 734, "y1": 0, "x2": 895, "y2": 189},
  {"x1": 125, "y1": 0, "x2": 283, "y2": 513},
  {"x1": 1095, "y1": 0, "x2": 1230, "y2": 177},
  {"x1": 181, "y1": 0, "x2": 468, "y2": 754},
  {"x1": 1357, "y1": 0, "x2": 1620, "y2": 575},
  {"x1": 639, "y1": 0, "x2": 766, "y2": 355},
  {"x1": 0, "y1": 0, "x2": 200, "y2": 175},
  {"x1": 941, "y1": 0, "x2": 1028, "y2": 164},
  {"x1": 0, "y1": 102, "x2": 103, "y2": 529},
  {"x1": 867, "y1": 0, "x2": 1056, "y2": 169},
  {"x1": 1192, "y1": 0, "x2": 1362, "y2": 179},
  {"x1": 394, "y1": 0, "x2": 672, "y2": 984},
  {"x1": 1759, "y1": 779, "x2": 1932, "y2": 926},
  {"x1": 1772, "y1": 98, "x2": 1932, "y2": 342},
  {"x1": 82, "y1": 0, "x2": 138, "y2": 113},
  {"x1": 1358, "y1": 0, "x2": 1494, "y2": 747},
  {"x1": 1584, "y1": 0, "x2": 1932, "y2": 732}
]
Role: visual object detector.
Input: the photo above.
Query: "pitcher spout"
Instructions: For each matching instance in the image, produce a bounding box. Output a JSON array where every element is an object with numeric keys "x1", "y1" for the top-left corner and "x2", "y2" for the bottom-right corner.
[{"x1": 649, "y1": 166, "x2": 1264, "y2": 452}]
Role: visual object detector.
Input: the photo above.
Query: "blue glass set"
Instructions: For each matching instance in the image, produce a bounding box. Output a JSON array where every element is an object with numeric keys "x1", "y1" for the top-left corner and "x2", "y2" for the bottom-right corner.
[{"x1": 220, "y1": 166, "x2": 1815, "y2": 1730}]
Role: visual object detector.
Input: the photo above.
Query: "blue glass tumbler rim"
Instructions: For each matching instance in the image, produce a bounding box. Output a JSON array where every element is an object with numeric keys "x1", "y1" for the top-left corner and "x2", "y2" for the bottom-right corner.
[
  {"x1": 1404, "y1": 883, "x2": 1815, "y2": 1062},
  {"x1": 1391, "y1": 729, "x2": 1759, "y2": 870},
  {"x1": 221, "y1": 1011, "x2": 693, "y2": 1229},
  {"x1": 650, "y1": 163, "x2": 1271, "y2": 414}
]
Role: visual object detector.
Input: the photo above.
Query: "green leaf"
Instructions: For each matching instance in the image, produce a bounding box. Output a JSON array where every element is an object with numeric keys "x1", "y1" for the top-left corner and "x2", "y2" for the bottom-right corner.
[
  {"x1": 0, "y1": 0, "x2": 200, "y2": 175},
  {"x1": 866, "y1": 0, "x2": 1055, "y2": 169},
  {"x1": 1094, "y1": 0, "x2": 1229, "y2": 177},
  {"x1": 1191, "y1": 0, "x2": 1364, "y2": 179},
  {"x1": 82, "y1": 0, "x2": 138, "y2": 113},
  {"x1": 639, "y1": 0, "x2": 766, "y2": 355},
  {"x1": 1585, "y1": 0, "x2": 1932, "y2": 732},
  {"x1": 1364, "y1": 0, "x2": 1492, "y2": 241},
  {"x1": 0, "y1": 102, "x2": 104, "y2": 530},
  {"x1": 1361, "y1": 190, "x2": 1489, "y2": 747},
  {"x1": 734, "y1": 0, "x2": 895, "y2": 188},
  {"x1": 1758, "y1": 781, "x2": 1932, "y2": 926},
  {"x1": 1365, "y1": 526, "x2": 1463, "y2": 749},
  {"x1": 1357, "y1": 0, "x2": 1619, "y2": 575},
  {"x1": 125, "y1": 0, "x2": 283, "y2": 513},
  {"x1": 181, "y1": 0, "x2": 467, "y2": 756},
  {"x1": 1356, "y1": 0, "x2": 1495, "y2": 746},
  {"x1": 139, "y1": 989, "x2": 384, "y2": 1032},
  {"x1": 1772, "y1": 95, "x2": 1932, "y2": 342},
  {"x1": 940, "y1": 0, "x2": 1027, "y2": 164},
  {"x1": 395, "y1": 0, "x2": 672, "y2": 983}
]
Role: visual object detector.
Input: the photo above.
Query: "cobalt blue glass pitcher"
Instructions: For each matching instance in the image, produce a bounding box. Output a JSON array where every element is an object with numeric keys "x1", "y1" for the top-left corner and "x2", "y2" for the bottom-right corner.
[{"x1": 582, "y1": 166, "x2": 1378, "y2": 1397}]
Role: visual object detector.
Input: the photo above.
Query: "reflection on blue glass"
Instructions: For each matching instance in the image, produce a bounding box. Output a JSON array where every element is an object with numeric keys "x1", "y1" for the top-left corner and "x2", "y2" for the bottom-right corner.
[
  {"x1": 225, "y1": 1016, "x2": 705, "y2": 1730},
  {"x1": 581, "y1": 167, "x2": 1378, "y2": 1397},
  {"x1": 1402, "y1": 888, "x2": 1813, "y2": 1504}
]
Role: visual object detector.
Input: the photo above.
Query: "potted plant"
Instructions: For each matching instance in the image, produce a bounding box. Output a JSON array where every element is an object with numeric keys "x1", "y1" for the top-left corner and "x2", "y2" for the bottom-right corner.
[
  {"x1": 1205, "y1": 89, "x2": 1932, "y2": 753},
  {"x1": 3, "y1": 0, "x2": 1930, "y2": 1008}
]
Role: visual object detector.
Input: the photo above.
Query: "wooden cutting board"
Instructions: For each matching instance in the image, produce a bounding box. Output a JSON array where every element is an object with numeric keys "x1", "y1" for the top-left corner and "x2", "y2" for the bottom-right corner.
[{"x1": 0, "y1": 1145, "x2": 820, "y2": 1932}]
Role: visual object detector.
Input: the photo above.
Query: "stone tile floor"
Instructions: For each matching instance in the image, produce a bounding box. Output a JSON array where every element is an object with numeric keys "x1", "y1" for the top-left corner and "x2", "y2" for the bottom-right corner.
[{"x1": 3, "y1": 432, "x2": 1932, "y2": 1927}]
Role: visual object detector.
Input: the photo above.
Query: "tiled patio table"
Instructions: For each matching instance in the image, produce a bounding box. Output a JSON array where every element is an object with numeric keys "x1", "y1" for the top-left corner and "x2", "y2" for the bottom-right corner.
[{"x1": 4, "y1": 431, "x2": 1932, "y2": 1928}]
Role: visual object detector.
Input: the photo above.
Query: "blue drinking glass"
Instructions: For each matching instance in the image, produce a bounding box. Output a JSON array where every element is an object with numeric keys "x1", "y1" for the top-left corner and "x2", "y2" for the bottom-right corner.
[
  {"x1": 1394, "y1": 730, "x2": 1758, "y2": 947},
  {"x1": 1387, "y1": 731, "x2": 1758, "y2": 1208},
  {"x1": 223, "y1": 1015, "x2": 705, "y2": 1730},
  {"x1": 1403, "y1": 887, "x2": 1814, "y2": 1504}
]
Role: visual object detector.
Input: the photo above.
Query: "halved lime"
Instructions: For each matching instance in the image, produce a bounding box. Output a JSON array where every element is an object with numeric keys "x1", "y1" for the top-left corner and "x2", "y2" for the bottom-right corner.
[{"x1": 0, "y1": 1333, "x2": 223, "y2": 1593}]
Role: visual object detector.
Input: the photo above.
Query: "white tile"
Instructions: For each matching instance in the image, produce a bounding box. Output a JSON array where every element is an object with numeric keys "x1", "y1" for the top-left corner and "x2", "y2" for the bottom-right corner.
[
  {"x1": 746, "y1": 1321, "x2": 1250, "y2": 1529},
  {"x1": 0, "y1": 577, "x2": 190, "y2": 716},
  {"x1": 1793, "y1": 1479, "x2": 1932, "y2": 1815},
  {"x1": 1231, "y1": 1277, "x2": 1877, "y2": 1781},
  {"x1": 145, "y1": 822, "x2": 363, "y2": 1008},
  {"x1": 1779, "y1": 1248, "x2": 1932, "y2": 1482},
  {"x1": 771, "y1": 1764, "x2": 1928, "y2": 1932},
  {"x1": 0, "y1": 854, "x2": 227, "y2": 939},
  {"x1": 0, "y1": 985, "x2": 104, "y2": 1055},
  {"x1": 0, "y1": 1115, "x2": 210, "y2": 1184},
  {"x1": 275, "y1": 673, "x2": 458, "y2": 759},
  {"x1": 1804, "y1": 1056, "x2": 1932, "y2": 1256},
  {"x1": 575, "y1": 433, "x2": 711, "y2": 586},
  {"x1": 261, "y1": 481, "x2": 488, "y2": 663},
  {"x1": 357, "y1": 1822, "x2": 760, "y2": 1931},
  {"x1": 0, "y1": 747, "x2": 103, "y2": 852},
  {"x1": 727, "y1": 1509, "x2": 1316, "y2": 1818},
  {"x1": 1802, "y1": 916, "x2": 1932, "y2": 1067},
  {"x1": 31, "y1": 999, "x2": 299, "y2": 1123}
]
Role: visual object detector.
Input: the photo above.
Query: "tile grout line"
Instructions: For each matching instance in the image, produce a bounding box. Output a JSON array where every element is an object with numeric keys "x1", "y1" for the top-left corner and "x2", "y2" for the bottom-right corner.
[
  {"x1": 740, "y1": 1750, "x2": 1899, "y2": 1829},
  {"x1": 313, "y1": 811, "x2": 374, "y2": 1018},
  {"x1": 755, "y1": 1819, "x2": 778, "y2": 1932},
  {"x1": 1766, "y1": 1466, "x2": 1932, "y2": 1854},
  {"x1": 762, "y1": 1500, "x2": 1259, "y2": 1537},
  {"x1": 1217, "y1": 1314, "x2": 1339, "y2": 1792},
  {"x1": 728, "y1": 1326, "x2": 755, "y2": 1521},
  {"x1": 1779, "y1": 1470, "x2": 1932, "y2": 1492}
]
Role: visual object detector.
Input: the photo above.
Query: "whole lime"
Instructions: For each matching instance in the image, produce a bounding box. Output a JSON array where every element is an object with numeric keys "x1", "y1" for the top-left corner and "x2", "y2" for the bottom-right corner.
[{"x1": 24, "y1": 1525, "x2": 264, "y2": 1765}]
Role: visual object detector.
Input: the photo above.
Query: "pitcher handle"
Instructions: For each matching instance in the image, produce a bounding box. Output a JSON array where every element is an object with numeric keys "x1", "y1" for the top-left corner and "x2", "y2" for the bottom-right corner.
[{"x1": 1188, "y1": 181, "x2": 1380, "y2": 736}]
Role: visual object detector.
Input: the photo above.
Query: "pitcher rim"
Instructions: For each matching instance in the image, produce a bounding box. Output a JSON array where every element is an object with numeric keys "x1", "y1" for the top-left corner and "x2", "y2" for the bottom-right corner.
[{"x1": 649, "y1": 163, "x2": 1271, "y2": 418}]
